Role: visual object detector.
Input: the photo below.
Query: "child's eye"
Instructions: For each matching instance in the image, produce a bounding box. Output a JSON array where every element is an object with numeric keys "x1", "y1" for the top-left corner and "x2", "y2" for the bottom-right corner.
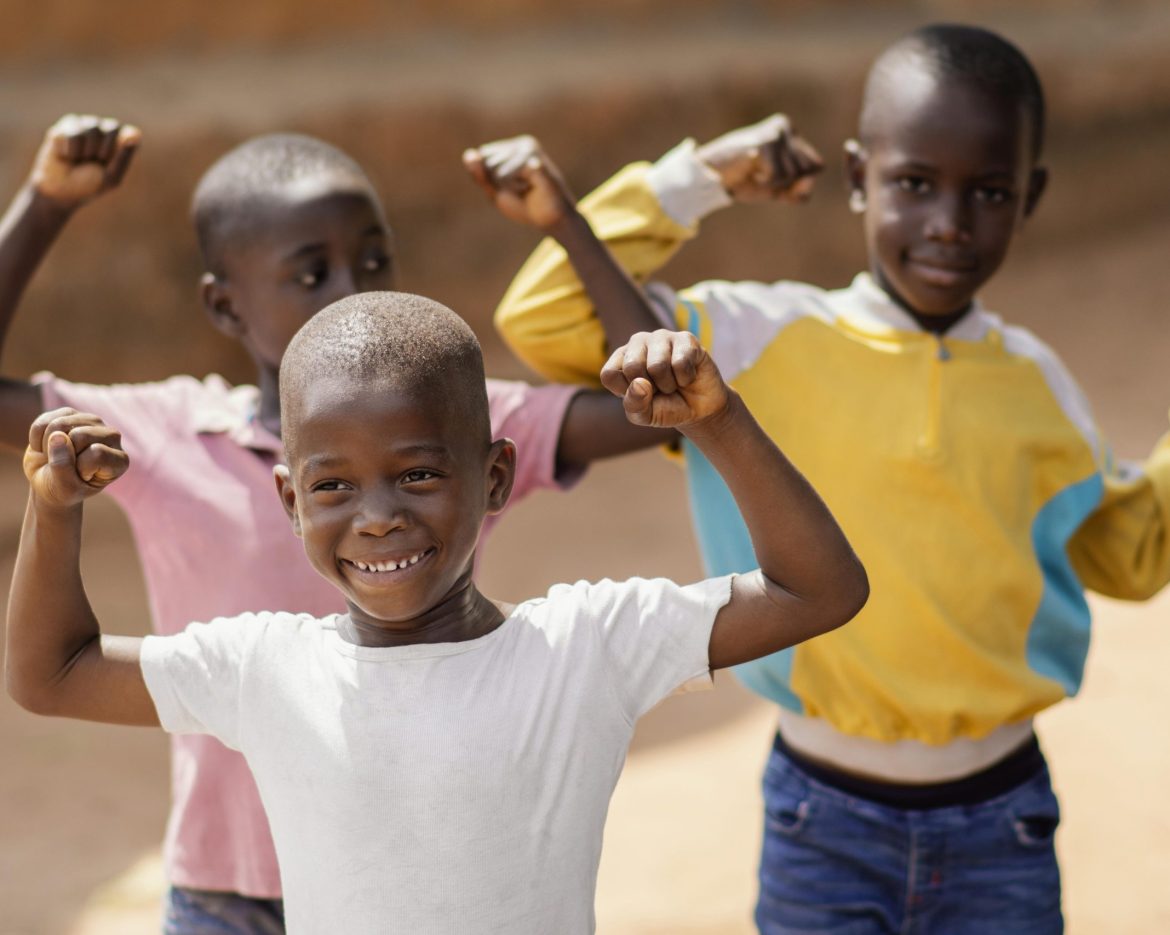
[
  {"x1": 896, "y1": 176, "x2": 932, "y2": 195},
  {"x1": 975, "y1": 186, "x2": 1013, "y2": 205},
  {"x1": 311, "y1": 479, "x2": 350, "y2": 493},
  {"x1": 363, "y1": 252, "x2": 390, "y2": 274},
  {"x1": 297, "y1": 264, "x2": 329, "y2": 289},
  {"x1": 401, "y1": 469, "x2": 439, "y2": 484}
]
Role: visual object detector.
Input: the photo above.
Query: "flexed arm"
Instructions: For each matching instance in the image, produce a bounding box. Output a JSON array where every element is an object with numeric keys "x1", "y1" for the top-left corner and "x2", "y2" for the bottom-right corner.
[
  {"x1": 601, "y1": 331, "x2": 867, "y2": 668},
  {"x1": 5, "y1": 408, "x2": 157, "y2": 726},
  {"x1": 468, "y1": 117, "x2": 821, "y2": 384},
  {"x1": 0, "y1": 115, "x2": 140, "y2": 449}
]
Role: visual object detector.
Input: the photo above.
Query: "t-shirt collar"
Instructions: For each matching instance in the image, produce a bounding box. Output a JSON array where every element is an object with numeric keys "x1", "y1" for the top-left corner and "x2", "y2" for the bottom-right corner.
[{"x1": 191, "y1": 380, "x2": 283, "y2": 455}]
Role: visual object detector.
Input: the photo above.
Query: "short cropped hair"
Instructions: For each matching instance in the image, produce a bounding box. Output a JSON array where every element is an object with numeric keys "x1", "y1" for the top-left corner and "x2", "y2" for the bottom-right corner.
[
  {"x1": 862, "y1": 23, "x2": 1046, "y2": 159},
  {"x1": 279, "y1": 292, "x2": 490, "y2": 456},
  {"x1": 191, "y1": 133, "x2": 377, "y2": 274}
]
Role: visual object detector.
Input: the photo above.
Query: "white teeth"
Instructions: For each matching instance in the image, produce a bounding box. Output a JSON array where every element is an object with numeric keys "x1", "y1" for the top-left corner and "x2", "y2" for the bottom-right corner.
[{"x1": 352, "y1": 551, "x2": 427, "y2": 574}]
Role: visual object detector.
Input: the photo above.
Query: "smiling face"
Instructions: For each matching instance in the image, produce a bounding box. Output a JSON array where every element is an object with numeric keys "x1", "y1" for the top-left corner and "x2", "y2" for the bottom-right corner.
[
  {"x1": 203, "y1": 172, "x2": 397, "y2": 374},
  {"x1": 275, "y1": 373, "x2": 514, "y2": 639},
  {"x1": 848, "y1": 64, "x2": 1046, "y2": 323}
]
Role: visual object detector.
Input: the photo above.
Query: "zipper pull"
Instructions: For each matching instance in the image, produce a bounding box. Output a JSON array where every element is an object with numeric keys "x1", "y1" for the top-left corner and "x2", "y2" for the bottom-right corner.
[{"x1": 936, "y1": 337, "x2": 950, "y2": 361}]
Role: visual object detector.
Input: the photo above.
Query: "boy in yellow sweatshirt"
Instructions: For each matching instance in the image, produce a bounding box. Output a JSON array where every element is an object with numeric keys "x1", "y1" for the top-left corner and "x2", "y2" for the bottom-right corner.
[{"x1": 467, "y1": 23, "x2": 1170, "y2": 934}]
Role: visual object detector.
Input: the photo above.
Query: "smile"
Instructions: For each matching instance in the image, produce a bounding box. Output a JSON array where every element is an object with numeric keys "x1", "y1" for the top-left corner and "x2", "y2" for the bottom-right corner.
[
  {"x1": 906, "y1": 259, "x2": 976, "y2": 286},
  {"x1": 343, "y1": 548, "x2": 435, "y2": 575}
]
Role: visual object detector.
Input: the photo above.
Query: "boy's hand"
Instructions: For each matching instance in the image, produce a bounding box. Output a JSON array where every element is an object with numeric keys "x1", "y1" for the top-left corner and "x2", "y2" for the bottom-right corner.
[
  {"x1": 463, "y1": 135, "x2": 576, "y2": 232},
  {"x1": 23, "y1": 408, "x2": 128, "y2": 509},
  {"x1": 696, "y1": 114, "x2": 822, "y2": 204},
  {"x1": 29, "y1": 114, "x2": 141, "y2": 212},
  {"x1": 601, "y1": 330, "x2": 729, "y2": 430}
]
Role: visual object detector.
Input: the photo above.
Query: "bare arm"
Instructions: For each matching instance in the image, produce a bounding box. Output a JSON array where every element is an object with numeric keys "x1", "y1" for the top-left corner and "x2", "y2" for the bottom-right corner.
[
  {"x1": 464, "y1": 137, "x2": 662, "y2": 348},
  {"x1": 0, "y1": 116, "x2": 140, "y2": 450},
  {"x1": 601, "y1": 331, "x2": 867, "y2": 669},
  {"x1": 556, "y1": 389, "x2": 676, "y2": 470},
  {"x1": 467, "y1": 121, "x2": 822, "y2": 383},
  {"x1": 5, "y1": 408, "x2": 156, "y2": 726}
]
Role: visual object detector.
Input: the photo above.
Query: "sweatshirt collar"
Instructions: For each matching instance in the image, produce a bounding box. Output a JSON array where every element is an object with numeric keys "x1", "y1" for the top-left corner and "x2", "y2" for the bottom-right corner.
[
  {"x1": 833, "y1": 273, "x2": 1001, "y2": 343},
  {"x1": 190, "y1": 376, "x2": 283, "y2": 454}
]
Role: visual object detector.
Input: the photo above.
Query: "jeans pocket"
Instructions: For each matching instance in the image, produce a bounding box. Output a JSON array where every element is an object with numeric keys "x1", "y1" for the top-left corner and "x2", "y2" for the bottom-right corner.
[
  {"x1": 1008, "y1": 774, "x2": 1061, "y2": 849},
  {"x1": 763, "y1": 766, "x2": 813, "y2": 838}
]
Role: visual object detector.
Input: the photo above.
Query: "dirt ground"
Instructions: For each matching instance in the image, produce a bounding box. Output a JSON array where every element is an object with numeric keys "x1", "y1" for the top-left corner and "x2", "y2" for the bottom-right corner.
[{"x1": 0, "y1": 211, "x2": 1169, "y2": 934}]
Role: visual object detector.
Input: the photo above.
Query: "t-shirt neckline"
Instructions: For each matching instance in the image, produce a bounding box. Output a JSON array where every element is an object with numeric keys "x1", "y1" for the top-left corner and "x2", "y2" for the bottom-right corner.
[{"x1": 325, "y1": 611, "x2": 522, "y2": 661}]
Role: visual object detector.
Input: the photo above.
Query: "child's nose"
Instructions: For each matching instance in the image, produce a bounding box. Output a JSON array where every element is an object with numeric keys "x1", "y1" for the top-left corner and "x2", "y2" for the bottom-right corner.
[
  {"x1": 352, "y1": 491, "x2": 409, "y2": 537},
  {"x1": 324, "y1": 267, "x2": 359, "y2": 305},
  {"x1": 925, "y1": 192, "x2": 973, "y2": 243}
]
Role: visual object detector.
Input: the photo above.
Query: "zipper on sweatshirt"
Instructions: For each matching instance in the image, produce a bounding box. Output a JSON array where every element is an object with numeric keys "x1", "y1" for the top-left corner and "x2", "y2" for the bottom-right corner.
[{"x1": 916, "y1": 336, "x2": 949, "y2": 459}]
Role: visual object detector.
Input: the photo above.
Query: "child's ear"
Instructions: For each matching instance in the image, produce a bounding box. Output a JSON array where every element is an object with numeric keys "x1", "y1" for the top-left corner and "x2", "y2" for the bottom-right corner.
[
  {"x1": 1022, "y1": 166, "x2": 1048, "y2": 219},
  {"x1": 273, "y1": 464, "x2": 302, "y2": 536},
  {"x1": 200, "y1": 272, "x2": 245, "y2": 338},
  {"x1": 843, "y1": 139, "x2": 868, "y2": 214},
  {"x1": 485, "y1": 439, "x2": 516, "y2": 516}
]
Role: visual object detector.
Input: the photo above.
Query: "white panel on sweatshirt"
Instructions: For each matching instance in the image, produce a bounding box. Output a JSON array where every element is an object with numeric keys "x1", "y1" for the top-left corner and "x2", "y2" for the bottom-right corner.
[
  {"x1": 1000, "y1": 324, "x2": 1109, "y2": 469},
  {"x1": 679, "y1": 278, "x2": 830, "y2": 382}
]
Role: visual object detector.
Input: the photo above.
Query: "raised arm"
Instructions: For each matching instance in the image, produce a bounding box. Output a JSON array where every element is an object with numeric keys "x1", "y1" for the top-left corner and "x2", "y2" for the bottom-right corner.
[
  {"x1": 5, "y1": 408, "x2": 157, "y2": 726},
  {"x1": 0, "y1": 115, "x2": 140, "y2": 450},
  {"x1": 1067, "y1": 432, "x2": 1170, "y2": 601},
  {"x1": 601, "y1": 330, "x2": 867, "y2": 669},
  {"x1": 467, "y1": 118, "x2": 821, "y2": 385},
  {"x1": 464, "y1": 135, "x2": 661, "y2": 383}
]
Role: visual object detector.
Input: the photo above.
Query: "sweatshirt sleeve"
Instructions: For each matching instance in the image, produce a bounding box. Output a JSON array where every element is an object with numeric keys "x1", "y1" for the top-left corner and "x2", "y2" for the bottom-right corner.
[
  {"x1": 1068, "y1": 429, "x2": 1170, "y2": 600},
  {"x1": 494, "y1": 140, "x2": 730, "y2": 387}
]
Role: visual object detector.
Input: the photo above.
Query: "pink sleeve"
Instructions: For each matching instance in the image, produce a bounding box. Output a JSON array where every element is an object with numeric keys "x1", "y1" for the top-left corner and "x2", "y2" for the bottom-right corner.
[
  {"x1": 486, "y1": 379, "x2": 583, "y2": 505},
  {"x1": 33, "y1": 372, "x2": 196, "y2": 504}
]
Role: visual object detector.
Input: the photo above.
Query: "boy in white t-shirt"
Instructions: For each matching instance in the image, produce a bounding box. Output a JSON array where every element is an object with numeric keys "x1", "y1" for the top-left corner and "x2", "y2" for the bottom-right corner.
[{"x1": 6, "y1": 290, "x2": 867, "y2": 934}]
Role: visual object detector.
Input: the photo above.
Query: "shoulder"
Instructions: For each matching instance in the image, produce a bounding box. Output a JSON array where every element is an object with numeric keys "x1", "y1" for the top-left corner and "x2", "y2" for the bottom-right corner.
[
  {"x1": 528, "y1": 575, "x2": 730, "y2": 620},
  {"x1": 998, "y1": 322, "x2": 1101, "y2": 457},
  {"x1": 485, "y1": 377, "x2": 576, "y2": 428},
  {"x1": 676, "y1": 279, "x2": 833, "y2": 380}
]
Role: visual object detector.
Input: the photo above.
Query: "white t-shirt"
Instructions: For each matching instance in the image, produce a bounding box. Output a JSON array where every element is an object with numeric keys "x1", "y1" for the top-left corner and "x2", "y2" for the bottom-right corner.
[{"x1": 141, "y1": 575, "x2": 733, "y2": 934}]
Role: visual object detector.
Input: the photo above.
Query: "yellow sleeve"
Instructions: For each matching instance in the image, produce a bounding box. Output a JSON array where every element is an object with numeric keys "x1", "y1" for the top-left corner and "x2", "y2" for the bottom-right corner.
[
  {"x1": 494, "y1": 161, "x2": 699, "y2": 387},
  {"x1": 1069, "y1": 429, "x2": 1170, "y2": 600}
]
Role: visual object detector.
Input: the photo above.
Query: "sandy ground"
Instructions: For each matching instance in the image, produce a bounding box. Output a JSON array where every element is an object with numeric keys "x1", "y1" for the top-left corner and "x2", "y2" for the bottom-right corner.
[{"x1": 2, "y1": 216, "x2": 1170, "y2": 933}]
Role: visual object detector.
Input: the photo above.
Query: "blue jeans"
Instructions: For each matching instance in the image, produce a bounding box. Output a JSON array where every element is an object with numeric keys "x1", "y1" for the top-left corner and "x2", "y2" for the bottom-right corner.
[
  {"x1": 163, "y1": 886, "x2": 285, "y2": 935},
  {"x1": 756, "y1": 744, "x2": 1063, "y2": 934}
]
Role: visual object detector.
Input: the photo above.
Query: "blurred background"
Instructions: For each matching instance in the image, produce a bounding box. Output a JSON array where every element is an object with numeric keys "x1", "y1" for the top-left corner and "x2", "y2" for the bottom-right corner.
[{"x1": 0, "y1": 0, "x2": 1168, "y2": 932}]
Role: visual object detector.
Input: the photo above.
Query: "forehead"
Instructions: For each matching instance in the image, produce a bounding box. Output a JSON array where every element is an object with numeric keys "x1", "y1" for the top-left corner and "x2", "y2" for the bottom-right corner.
[
  {"x1": 865, "y1": 65, "x2": 1031, "y2": 172},
  {"x1": 288, "y1": 375, "x2": 474, "y2": 470},
  {"x1": 222, "y1": 176, "x2": 389, "y2": 266}
]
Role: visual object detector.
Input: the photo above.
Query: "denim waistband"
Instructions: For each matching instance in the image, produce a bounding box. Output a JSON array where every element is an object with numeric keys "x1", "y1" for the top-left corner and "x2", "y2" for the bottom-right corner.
[{"x1": 773, "y1": 730, "x2": 1046, "y2": 810}]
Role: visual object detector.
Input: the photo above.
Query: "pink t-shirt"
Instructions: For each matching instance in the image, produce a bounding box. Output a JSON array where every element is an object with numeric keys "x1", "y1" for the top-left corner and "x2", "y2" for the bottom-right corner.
[{"x1": 37, "y1": 372, "x2": 581, "y2": 898}]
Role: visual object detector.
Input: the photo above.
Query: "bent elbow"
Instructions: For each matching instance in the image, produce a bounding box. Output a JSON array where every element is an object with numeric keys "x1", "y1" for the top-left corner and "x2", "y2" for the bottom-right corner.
[
  {"x1": 5, "y1": 669, "x2": 52, "y2": 716},
  {"x1": 815, "y1": 558, "x2": 870, "y2": 638},
  {"x1": 842, "y1": 558, "x2": 870, "y2": 622}
]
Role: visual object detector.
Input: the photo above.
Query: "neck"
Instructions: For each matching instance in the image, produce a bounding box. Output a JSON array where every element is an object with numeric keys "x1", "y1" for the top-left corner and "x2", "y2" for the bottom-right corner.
[
  {"x1": 255, "y1": 366, "x2": 282, "y2": 438},
  {"x1": 906, "y1": 306, "x2": 970, "y2": 336},
  {"x1": 872, "y1": 270, "x2": 973, "y2": 335},
  {"x1": 338, "y1": 571, "x2": 505, "y2": 648}
]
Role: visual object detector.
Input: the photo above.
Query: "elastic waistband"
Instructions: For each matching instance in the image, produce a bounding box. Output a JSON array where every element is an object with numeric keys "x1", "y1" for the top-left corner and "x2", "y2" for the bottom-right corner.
[{"x1": 773, "y1": 731, "x2": 1046, "y2": 810}]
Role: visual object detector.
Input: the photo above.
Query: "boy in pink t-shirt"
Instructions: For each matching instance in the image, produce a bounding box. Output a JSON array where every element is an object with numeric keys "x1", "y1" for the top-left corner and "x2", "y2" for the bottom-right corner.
[{"x1": 0, "y1": 116, "x2": 669, "y2": 932}]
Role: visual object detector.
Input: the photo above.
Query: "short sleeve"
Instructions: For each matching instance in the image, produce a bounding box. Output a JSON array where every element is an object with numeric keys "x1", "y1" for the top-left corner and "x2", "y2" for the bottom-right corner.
[
  {"x1": 33, "y1": 373, "x2": 199, "y2": 503},
  {"x1": 140, "y1": 615, "x2": 263, "y2": 750},
  {"x1": 486, "y1": 379, "x2": 583, "y2": 496},
  {"x1": 553, "y1": 575, "x2": 734, "y2": 722}
]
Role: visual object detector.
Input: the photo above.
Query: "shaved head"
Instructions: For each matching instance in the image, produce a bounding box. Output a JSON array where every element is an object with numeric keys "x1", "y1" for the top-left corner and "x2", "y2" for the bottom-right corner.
[
  {"x1": 279, "y1": 292, "x2": 490, "y2": 460},
  {"x1": 860, "y1": 24, "x2": 1045, "y2": 160},
  {"x1": 191, "y1": 133, "x2": 380, "y2": 274}
]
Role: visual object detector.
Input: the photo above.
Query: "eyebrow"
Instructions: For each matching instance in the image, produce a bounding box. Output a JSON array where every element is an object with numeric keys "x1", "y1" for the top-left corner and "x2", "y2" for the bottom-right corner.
[
  {"x1": 280, "y1": 225, "x2": 389, "y2": 264},
  {"x1": 299, "y1": 444, "x2": 452, "y2": 472}
]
